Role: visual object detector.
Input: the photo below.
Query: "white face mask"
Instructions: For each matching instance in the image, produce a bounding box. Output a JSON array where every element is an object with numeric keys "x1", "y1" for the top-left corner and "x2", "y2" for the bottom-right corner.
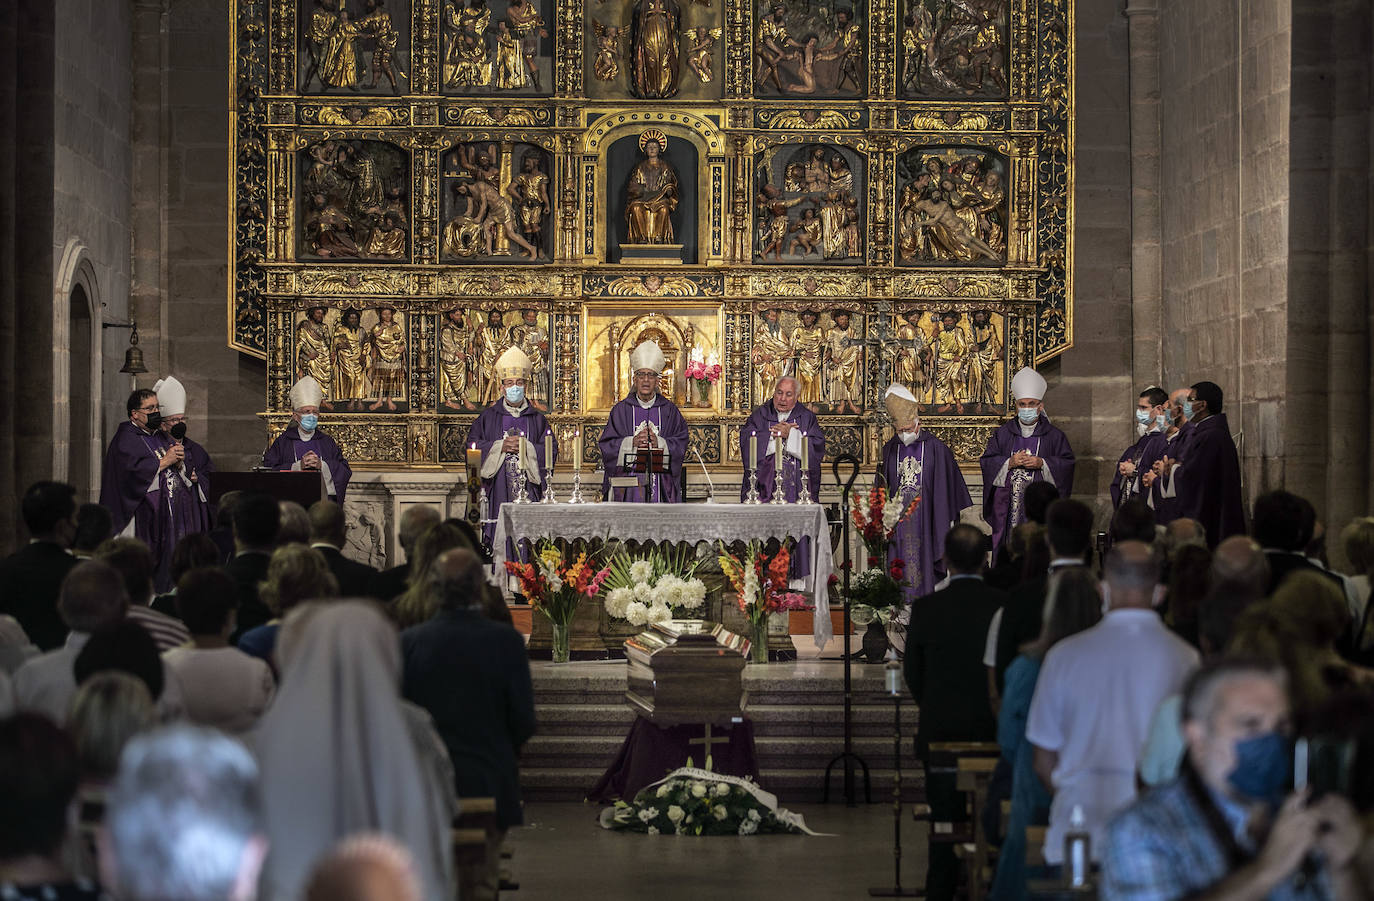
[{"x1": 899, "y1": 429, "x2": 919, "y2": 446}]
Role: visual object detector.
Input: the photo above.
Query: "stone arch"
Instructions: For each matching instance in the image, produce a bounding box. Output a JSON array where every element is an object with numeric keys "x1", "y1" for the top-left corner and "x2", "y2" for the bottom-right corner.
[{"x1": 54, "y1": 238, "x2": 103, "y2": 498}]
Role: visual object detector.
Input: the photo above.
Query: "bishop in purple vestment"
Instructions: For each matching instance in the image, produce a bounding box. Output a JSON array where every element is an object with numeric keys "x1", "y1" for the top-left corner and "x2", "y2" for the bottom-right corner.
[
  {"x1": 879, "y1": 385, "x2": 972, "y2": 600},
  {"x1": 149, "y1": 376, "x2": 215, "y2": 590},
  {"x1": 1158, "y1": 381, "x2": 1245, "y2": 547},
  {"x1": 739, "y1": 377, "x2": 824, "y2": 502},
  {"x1": 465, "y1": 346, "x2": 556, "y2": 548},
  {"x1": 1110, "y1": 386, "x2": 1170, "y2": 510},
  {"x1": 262, "y1": 376, "x2": 353, "y2": 503},
  {"x1": 979, "y1": 368, "x2": 1075, "y2": 561},
  {"x1": 599, "y1": 341, "x2": 688, "y2": 503}
]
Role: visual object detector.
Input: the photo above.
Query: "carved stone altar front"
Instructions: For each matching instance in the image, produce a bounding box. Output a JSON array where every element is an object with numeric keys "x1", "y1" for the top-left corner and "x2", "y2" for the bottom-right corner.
[{"x1": 231, "y1": 0, "x2": 1074, "y2": 474}]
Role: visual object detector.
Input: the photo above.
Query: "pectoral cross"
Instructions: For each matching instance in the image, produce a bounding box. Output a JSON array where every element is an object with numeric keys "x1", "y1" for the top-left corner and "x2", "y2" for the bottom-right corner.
[{"x1": 687, "y1": 723, "x2": 731, "y2": 770}]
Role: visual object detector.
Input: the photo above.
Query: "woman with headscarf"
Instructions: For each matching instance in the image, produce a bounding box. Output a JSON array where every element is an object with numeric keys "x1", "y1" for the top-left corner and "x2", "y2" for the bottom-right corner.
[{"x1": 253, "y1": 601, "x2": 456, "y2": 901}]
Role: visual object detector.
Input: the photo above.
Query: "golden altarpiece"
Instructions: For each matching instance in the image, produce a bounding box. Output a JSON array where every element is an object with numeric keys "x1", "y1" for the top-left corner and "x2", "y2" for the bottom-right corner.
[{"x1": 229, "y1": 0, "x2": 1074, "y2": 497}]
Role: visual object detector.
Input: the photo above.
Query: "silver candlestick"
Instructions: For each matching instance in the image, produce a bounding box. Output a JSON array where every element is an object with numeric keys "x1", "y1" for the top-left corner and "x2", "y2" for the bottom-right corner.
[
  {"x1": 509, "y1": 453, "x2": 529, "y2": 504},
  {"x1": 567, "y1": 471, "x2": 586, "y2": 504},
  {"x1": 541, "y1": 467, "x2": 557, "y2": 504},
  {"x1": 770, "y1": 455, "x2": 787, "y2": 505},
  {"x1": 798, "y1": 468, "x2": 812, "y2": 505},
  {"x1": 744, "y1": 466, "x2": 761, "y2": 504}
]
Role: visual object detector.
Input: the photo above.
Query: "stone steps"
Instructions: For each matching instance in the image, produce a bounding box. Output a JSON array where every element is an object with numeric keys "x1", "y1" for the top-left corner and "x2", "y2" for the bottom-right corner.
[{"x1": 520, "y1": 660, "x2": 925, "y2": 804}]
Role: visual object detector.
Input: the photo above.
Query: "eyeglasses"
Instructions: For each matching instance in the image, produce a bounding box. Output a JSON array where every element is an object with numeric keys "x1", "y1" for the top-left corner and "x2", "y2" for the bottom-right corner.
[{"x1": 139, "y1": 405, "x2": 159, "y2": 414}]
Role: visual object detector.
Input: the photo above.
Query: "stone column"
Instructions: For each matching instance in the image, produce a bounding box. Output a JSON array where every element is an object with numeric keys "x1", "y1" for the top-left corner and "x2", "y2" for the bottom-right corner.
[{"x1": 1125, "y1": 0, "x2": 1162, "y2": 389}]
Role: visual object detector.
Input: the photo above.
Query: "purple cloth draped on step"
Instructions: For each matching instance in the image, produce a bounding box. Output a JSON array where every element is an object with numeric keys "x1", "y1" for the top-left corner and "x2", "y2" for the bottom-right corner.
[
  {"x1": 978, "y1": 418, "x2": 1075, "y2": 562},
  {"x1": 262, "y1": 426, "x2": 353, "y2": 503},
  {"x1": 599, "y1": 394, "x2": 688, "y2": 503},
  {"x1": 1110, "y1": 430, "x2": 1168, "y2": 509},
  {"x1": 738, "y1": 402, "x2": 824, "y2": 502},
  {"x1": 1173, "y1": 412, "x2": 1245, "y2": 547},
  {"x1": 879, "y1": 431, "x2": 972, "y2": 601},
  {"x1": 586, "y1": 717, "x2": 760, "y2": 803},
  {"x1": 465, "y1": 401, "x2": 555, "y2": 548}
]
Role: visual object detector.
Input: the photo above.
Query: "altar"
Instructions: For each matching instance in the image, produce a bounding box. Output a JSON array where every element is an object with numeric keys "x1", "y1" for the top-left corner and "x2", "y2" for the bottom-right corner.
[{"x1": 492, "y1": 501, "x2": 835, "y2": 648}]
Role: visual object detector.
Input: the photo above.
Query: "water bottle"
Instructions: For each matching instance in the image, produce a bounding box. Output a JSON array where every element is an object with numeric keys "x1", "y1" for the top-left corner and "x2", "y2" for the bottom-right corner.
[
  {"x1": 1063, "y1": 804, "x2": 1092, "y2": 890},
  {"x1": 883, "y1": 650, "x2": 902, "y2": 695}
]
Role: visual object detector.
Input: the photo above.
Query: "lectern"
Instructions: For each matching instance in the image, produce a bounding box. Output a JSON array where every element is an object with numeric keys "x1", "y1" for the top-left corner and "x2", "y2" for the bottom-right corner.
[{"x1": 209, "y1": 471, "x2": 324, "y2": 509}]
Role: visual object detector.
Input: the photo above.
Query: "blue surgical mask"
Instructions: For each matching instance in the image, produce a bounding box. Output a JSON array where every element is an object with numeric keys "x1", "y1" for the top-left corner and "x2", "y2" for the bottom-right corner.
[
  {"x1": 1017, "y1": 407, "x2": 1039, "y2": 424},
  {"x1": 505, "y1": 385, "x2": 525, "y2": 405},
  {"x1": 299, "y1": 414, "x2": 318, "y2": 432},
  {"x1": 1227, "y1": 731, "x2": 1292, "y2": 805},
  {"x1": 1135, "y1": 409, "x2": 1153, "y2": 425},
  {"x1": 1181, "y1": 400, "x2": 1194, "y2": 421}
]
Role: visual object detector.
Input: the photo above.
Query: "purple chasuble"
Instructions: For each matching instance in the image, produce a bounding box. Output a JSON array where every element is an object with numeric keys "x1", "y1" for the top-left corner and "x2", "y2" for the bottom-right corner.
[
  {"x1": 599, "y1": 394, "x2": 688, "y2": 503},
  {"x1": 100, "y1": 419, "x2": 170, "y2": 550},
  {"x1": 153, "y1": 435, "x2": 215, "y2": 591},
  {"x1": 879, "y1": 432, "x2": 972, "y2": 600},
  {"x1": 1173, "y1": 412, "x2": 1245, "y2": 547},
  {"x1": 1110, "y1": 429, "x2": 1168, "y2": 509},
  {"x1": 261, "y1": 427, "x2": 353, "y2": 502},
  {"x1": 465, "y1": 401, "x2": 555, "y2": 548},
  {"x1": 738, "y1": 402, "x2": 824, "y2": 502},
  {"x1": 978, "y1": 418, "x2": 1075, "y2": 562}
]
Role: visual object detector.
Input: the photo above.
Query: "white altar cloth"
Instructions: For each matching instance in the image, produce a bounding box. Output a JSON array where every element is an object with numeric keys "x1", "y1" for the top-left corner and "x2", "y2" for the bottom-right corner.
[{"x1": 492, "y1": 502, "x2": 834, "y2": 649}]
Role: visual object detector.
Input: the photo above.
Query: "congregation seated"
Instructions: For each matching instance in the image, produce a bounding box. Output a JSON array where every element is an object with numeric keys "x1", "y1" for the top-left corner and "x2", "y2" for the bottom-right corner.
[
  {"x1": 73, "y1": 619, "x2": 184, "y2": 721},
  {"x1": 0, "y1": 713, "x2": 105, "y2": 900},
  {"x1": 68, "y1": 671, "x2": 155, "y2": 787},
  {"x1": 95, "y1": 537, "x2": 190, "y2": 652},
  {"x1": 276, "y1": 500, "x2": 311, "y2": 546},
  {"x1": 371, "y1": 505, "x2": 442, "y2": 604},
  {"x1": 1161, "y1": 542, "x2": 1212, "y2": 649},
  {"x1": 1253, "y1": 489, "x2": 1346, "y2": 596},
  {"x1": 1110, "y1": 497, "x2": 1158, "y2": 546},
  {"x1": 101, "y1": 724, "x2": 268, "y2": 901},
  {"x1": 0, "y1": 481, "x2": 79, "y2": 651},
  {"x1": 308, "y1": 500, "x2": 378, "y2": 598},
  {"x1": 255, "y1": 600, "x2": 456, "y2": 900},
  {"x1": 237, "y1": 543, "x2": 338, "y2": 666},
  {"x1": 392, "y1": 522, "x2": 475, "y2": 628},
  {"x1": 225, "y1": 493, "x2": 281, "y2": 641},
  {"x1": 164, "y1": 568, "x2": 275, "y2": 734},
  {"x1": 151, "y1": 532, "x2": 222, "y2": 619},
  {"x1": 13, "y1": 561, "x2": 127, "y2": 724}
]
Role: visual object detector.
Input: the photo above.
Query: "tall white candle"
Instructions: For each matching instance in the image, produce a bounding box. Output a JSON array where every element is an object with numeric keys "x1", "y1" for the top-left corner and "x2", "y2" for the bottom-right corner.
[
  {"x1": 749, "y1": 430, "x2": 757, "y2": 472},
  {"x1": 801, "y1": 430, "x2": 808, "y2": 474},
  {"x1": 545, "y1": 431, "x2": 553, "y2": 471}
]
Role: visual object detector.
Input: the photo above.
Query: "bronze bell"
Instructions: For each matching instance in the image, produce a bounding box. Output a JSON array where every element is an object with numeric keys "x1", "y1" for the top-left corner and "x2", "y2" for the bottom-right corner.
[{"x1": 120, "y1": 325, "x2": 148, "y2": 375}]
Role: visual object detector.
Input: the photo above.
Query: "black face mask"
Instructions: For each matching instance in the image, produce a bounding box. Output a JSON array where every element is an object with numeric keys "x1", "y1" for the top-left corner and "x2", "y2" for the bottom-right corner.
[
  {"x1": 143, "y1": 411, "x2": 162, "y2": 431},
  {"x1": 170, "y1": 422, "x2": 188, "y2": 441}
]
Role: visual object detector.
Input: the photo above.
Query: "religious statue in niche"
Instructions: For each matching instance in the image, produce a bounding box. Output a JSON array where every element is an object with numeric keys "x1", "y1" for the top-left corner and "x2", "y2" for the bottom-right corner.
[
  {"x1": 629, "y1": 0, "x2": 681, "y2": 98},
  {"x1": 299, "y1": 140, "x2": 409, "y2": 261},
  {"x1": 296, "y1": 306, "x2": 336, "y2": 407},
  {"x1": 896, "y1": 148, "x2": 1006, "y2": 265},
  {"x1": 899, "y1": 308, "x2": 1005, "y2": 412},
  {"x1": 755, "y1": 144, "x2": 864, "y2": 264},
  {"x1": 506, "y1": 308, "x2": 550, "y2": 409},
  {"x1": 367, "y1": 305, "x2": 407, "y2": 411},
  {"x1": 891, "y1": 309, "x2": 931, "y2": 398},
  {"x1": 473, "y1": 308, "x2": 511, "y2": 404},
  {"x1": 684, "y1": 26, "x2": 722, "y2": 83},
  {"x1": 441, "y1": 0, "x2": 551, "y2": 93},
  {"x1": 439, "y1": 143, "x2": 551, "y2": 262},
  {"x1": 624, "y1": 130, "x2": 680, "y2": 245},
  {"x1": 900, "y1": 0, "x2": 1006, "y2": 98},
  {"x1": 966, "y1": 308, "x2": 1004, "y2": 413},
  {"x1": 437, "y1": 307, "x2": 551, "y2": 411},
  {"x1": 331, "y1": 308, "x2": 369, "y2": 405},
  {"x1": 749, "y1": 307, "x2": 866, "y2": 413},
  {"x1": 438, "y1": 308, "x2": 477, "y2": 411},
  {"x1": 300, "y1": 0, "x2": 410, "y2": 94},
  {"x1": 754, "y1": 0, "x2": 864, "y2": 97}
]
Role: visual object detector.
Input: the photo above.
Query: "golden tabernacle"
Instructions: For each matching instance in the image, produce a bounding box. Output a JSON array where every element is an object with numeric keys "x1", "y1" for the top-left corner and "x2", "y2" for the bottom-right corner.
[{"x1": 625, "y1": 621, "x2": 748, "y2": 726}]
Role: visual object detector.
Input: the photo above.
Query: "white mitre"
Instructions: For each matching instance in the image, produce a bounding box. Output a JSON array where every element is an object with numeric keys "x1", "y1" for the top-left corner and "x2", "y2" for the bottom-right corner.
[
  {"x1": 289, "y1": 375, "x2": 324, "y2": 410},
  {"x1": 883, "y1": 384, "x2": 920, "y2": 426},
  {"x1": 628, "y1": 340, "x2": 667, "y2": 375},
  {"x1": 1010, "y1": 367, "x2": 1047, "y2": 401},
  {"x1": 495, "y1": 345, "x2": 533, "y2": 381},
  {"x1": 153, "y1": 375, "x2": 186, "y2": 417}
]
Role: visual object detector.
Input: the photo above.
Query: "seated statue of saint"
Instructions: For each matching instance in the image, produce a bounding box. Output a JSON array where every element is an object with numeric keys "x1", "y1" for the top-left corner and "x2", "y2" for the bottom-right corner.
[{"x1": 625, "y1": 129, "x2": 679, "y2": 244}]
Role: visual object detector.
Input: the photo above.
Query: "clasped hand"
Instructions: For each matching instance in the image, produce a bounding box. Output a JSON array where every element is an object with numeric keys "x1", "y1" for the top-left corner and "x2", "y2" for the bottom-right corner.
[
  {"x1": 1010, "y1": 450, "x2": 1042, "y2": 470},
  {"x1": 158, "y1": 444, "x2": 185, "y2": 471},
  {"x1": 301, "y1": 450, "x2": 321, "y2": 471}
]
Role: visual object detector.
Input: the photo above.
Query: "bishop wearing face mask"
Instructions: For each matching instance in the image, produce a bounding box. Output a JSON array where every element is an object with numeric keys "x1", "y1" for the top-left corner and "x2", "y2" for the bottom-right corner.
[
  {"x1": 465, "y1": 345, "x2": 556, "y2": 547},
  {"x1": 146, "y1": 375, "x2": 215, "y2": 590},
  {"x1": 1111, "y1": 385, "x2": 1169, "y2": 512},
  {"x1": 978, "y1": 367, "x2": 1076, "y2": 561},
  {"x1": 878, "y1": 385, "x2": 972, "y2": 601},
  {"x1": 262, "y1": 376, "x2": 353, "y2": 503},
  {"x1": 599, "y1": 341, "x2": 688, "y2": 503}
]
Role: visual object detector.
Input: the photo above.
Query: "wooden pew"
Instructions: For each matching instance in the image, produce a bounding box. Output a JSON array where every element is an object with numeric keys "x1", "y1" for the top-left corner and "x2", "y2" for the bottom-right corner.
[
  {"x1": 912, "y1": 742, "x2": 1001, "y2": 899},
  {"x1": 452, "y1": 797, "x2": 503, "y2": 899}
]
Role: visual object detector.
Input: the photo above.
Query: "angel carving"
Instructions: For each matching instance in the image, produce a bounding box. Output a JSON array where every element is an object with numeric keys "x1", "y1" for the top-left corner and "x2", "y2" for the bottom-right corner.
[
  {"x1": 684, "y1": 26, "x2": 722, "y2": 83},
  {"x1": 591, "y1": 20, "x2": 625, "y2": 81}
]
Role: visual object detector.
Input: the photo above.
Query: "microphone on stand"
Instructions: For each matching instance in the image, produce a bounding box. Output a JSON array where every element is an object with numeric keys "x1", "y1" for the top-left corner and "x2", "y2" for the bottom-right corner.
[{"x1": 692, "y1": 447, "x2": 716, "y2": 503}]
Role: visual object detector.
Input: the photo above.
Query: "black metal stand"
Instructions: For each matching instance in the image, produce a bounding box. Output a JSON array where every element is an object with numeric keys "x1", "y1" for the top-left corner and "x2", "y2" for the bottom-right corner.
[
  {"x1": 869, "y1": 692, "x2": 919, "y2": 897},
  {"x1": 823, "y1": 454, "x2": 872, "y2": 806}
]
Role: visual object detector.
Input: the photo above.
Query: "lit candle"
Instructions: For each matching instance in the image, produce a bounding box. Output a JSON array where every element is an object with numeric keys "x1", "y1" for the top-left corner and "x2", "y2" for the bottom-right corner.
[
  {"x1": 575, "y1": 429, "x2": 582, "y2": 473},
  {"x1": 466, "y1": 442, "x2": 482, "y2": 471},
  {"x1": 801, "y1": 430, "x2": 808, "y2": 474},
  {"x1": 545, "y1": 430, "x2": 553, "y2": 473},
  {"x1": 749, "y1": 430, "x2": 757, "y2": 472}
]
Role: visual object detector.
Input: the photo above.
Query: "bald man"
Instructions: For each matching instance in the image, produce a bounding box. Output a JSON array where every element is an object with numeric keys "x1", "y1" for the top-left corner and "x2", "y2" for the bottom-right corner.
[{"x1": 371, "y1": 506, "x2": 442, "y2": 603}]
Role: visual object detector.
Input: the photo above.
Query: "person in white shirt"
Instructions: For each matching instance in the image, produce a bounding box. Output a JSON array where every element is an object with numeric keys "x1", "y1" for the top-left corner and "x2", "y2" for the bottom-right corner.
[
  {"x1": 13, "y1": 560, "x2": 128, "y2": 724},
  {"x1": 1025, "y1": 540, "x2": 1200, "y2": 866},
  {"x1": 163, "y1": 568, "x2": 274, "y2": 734}
]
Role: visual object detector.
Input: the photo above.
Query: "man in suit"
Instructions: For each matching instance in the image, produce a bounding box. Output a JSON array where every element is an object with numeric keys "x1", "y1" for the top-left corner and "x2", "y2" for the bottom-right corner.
[
  {"x1": 401, "y1": 548, "x2": 535, "y2": 901},
  {"x1": 370, "y1": 504, "x2": 441, "y2": 603},
  {"x1": 308, "y1": 500, "x2": 378, "y2": 597},
  {"x1": 905, "y1": 523, "x2": 1005, "y2": 901},
  {"x1": 0, "y1": 482, "x2": 79, "y2": 650},
  {"x1": 225, "y1": 493, "x2": 279, "y2": 642},
  {"x1": 1251, "y1": 489, "x2": 1345, "y2": 596}
]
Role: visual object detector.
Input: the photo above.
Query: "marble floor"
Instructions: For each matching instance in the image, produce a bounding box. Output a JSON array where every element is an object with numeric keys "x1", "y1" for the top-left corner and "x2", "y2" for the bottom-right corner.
[{"x1": 506, "y1": 799, "x2": 928, "y2": 899}]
